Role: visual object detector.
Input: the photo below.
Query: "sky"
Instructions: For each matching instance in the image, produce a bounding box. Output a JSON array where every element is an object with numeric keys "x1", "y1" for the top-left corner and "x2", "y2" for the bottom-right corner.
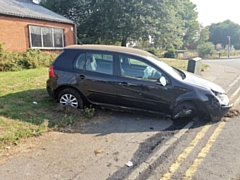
[{"x1": 191, "y1": 0, "x2": 239, "y2": 26}]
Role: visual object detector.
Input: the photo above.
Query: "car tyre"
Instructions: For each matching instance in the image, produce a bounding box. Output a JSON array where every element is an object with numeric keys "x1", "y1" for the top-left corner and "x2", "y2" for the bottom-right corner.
[
  {"x1": 172, "y1": 102, "x2": 197, "y2": 120},
  {"x1": 58, "y1": 88, "x2": 83, "y2": 109}
]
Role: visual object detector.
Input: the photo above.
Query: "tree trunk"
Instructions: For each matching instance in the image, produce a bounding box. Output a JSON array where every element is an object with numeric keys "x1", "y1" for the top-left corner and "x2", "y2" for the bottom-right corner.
[{"x1": 121, "y1": 38, "x2": 127, "y2": 47}]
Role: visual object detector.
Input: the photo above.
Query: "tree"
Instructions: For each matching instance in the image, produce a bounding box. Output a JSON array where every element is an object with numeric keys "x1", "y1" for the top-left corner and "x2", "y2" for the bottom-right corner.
[
  {"x1": 196, "y1": 25, "x2": 210, "y2": 45},
  {"x1": 40, "y1": 0, "x2": 79, "y2": 19},
  {"x1": 149, "y1": 0, "x2": 184, "y2": 49},
  {"x1": 209, "y1": 20, "x2": 240, "y2": 49},
  {"x1": 85, "y1": 0, "x2": 149, "y2": 46},
  {"x1": 41, "y1": 0, "x2": 199, "y2": 48},
  {"x1": 41, "y1": 0, "x2": 94, "y2": 43},
  {"x1": 175, "y1": 0, "x2": 199, "y2": 46}
]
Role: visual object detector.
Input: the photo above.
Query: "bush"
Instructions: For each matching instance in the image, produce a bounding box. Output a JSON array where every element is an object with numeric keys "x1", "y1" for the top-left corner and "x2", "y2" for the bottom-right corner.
[
  {"x1": 0, "y1": 43, "x2": 57, "y2": 72},
  {"x1": 164, "y1": 46, "x2": 176, "y2": 58},
  {"x1": 183, "y1": 51, "x2": 199, "y2": 59},
  {"x1": 196, "y1": 42, "x2": 215, "y2": 58},
  {"x1": 177, "y1": 53, "x2": 184, "y2": 59},
  {"x1": 147, "y1": 48, "x2": 164, "y2": 57},
  {"x1": 147, "y1": 48, "x2": 158, "y2": 55}
]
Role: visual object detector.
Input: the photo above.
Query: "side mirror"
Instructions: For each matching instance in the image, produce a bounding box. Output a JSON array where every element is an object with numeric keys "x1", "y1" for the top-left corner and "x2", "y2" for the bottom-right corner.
[{"x1": 158, "y1": 76, "x2": 167, "y2": 86}]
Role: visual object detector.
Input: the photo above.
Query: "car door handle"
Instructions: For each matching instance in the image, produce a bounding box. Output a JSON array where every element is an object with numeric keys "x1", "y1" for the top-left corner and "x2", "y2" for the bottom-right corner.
[
  {"x1": 79, "y1": 75, "x2": 85, "y2": 80},
  {"x1": 119, "y1": 82, "x2": 128, "y2": 86}
]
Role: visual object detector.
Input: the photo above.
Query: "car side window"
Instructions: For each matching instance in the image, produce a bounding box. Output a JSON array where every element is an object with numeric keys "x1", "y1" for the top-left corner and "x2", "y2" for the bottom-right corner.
[
  {"x1": 74, "y1": 53, "x2": 86, "y2": 69},
  {"x1": 91, "y1": 53, "x2": 113, "y2": 75},
  {"x1": 74, "y1": 52, "x2": 113, "y2": 75},
  {"x1": 120, "y1": 55, "x2": 162, "y2": 81}
]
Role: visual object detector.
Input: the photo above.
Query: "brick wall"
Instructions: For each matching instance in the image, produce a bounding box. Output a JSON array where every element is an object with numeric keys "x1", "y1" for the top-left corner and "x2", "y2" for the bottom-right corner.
[{"x1": 0, "y1": 15, "x2": 76, "y2": 52}]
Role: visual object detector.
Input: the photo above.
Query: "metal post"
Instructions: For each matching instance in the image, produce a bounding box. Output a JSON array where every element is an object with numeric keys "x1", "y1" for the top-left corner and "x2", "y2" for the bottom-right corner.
[{"x1": 227, "y1": 36, "x2": 231, "y2": 58}]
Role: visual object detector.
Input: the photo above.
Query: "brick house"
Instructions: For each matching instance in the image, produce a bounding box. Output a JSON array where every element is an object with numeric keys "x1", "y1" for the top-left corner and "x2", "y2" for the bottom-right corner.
[{"x1": 0, "y1": 0, "x2": 76, "y2": 53}]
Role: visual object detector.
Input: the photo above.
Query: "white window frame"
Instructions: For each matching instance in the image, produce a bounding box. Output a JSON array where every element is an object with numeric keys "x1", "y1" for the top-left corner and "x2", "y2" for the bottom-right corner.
[{"x1": 29, "y1": 25, "x2": 65, "y2": 49}]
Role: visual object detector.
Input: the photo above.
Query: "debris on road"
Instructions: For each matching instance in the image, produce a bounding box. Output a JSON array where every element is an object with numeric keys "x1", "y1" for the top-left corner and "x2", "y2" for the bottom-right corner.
[
  {"x1": 224, "y1": 108, "x2": 240, "y2": 117},
  {"x1": 94, "y1": 148, "x2": 104, "y2": 156},
  {"x1": 126, "y1": 161, "x2": 133, "y2": 167}
]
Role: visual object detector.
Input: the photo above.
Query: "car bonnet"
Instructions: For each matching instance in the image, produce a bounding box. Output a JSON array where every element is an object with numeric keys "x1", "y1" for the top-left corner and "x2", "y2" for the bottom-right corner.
[{"x1": 183, "y1": 71, "x2": 225, "y2": 93}]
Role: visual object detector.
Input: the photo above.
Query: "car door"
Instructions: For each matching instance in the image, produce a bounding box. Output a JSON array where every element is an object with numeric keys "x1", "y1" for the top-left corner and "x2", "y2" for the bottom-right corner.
[
  {"x1": 117, "y1": 54, "x2": 173, "y2": 114},
  {"x1": 73, "y1": 51, "x2": 119, "y2": 105}
]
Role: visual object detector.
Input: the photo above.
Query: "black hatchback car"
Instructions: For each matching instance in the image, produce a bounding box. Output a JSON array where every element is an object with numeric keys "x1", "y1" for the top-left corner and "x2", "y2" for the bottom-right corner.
[{"x1": 47, "y1": 45, "x2": 232, "y2": 121}]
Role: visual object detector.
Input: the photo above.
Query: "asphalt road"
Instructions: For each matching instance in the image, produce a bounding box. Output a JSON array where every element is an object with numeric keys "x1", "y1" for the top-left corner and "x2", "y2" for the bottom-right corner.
[
  {"x1": 143, "y1": 58, "x2": 240, "y2": 180},
  {"x1": 202, "y1": 57, "x2": 240, "y2": 69}
]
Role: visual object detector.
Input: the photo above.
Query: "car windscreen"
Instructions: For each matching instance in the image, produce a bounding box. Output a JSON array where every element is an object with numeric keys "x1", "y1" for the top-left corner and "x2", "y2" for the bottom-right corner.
[{"x1": 147, "y1": 56, "x2": 184, "y2": 80}]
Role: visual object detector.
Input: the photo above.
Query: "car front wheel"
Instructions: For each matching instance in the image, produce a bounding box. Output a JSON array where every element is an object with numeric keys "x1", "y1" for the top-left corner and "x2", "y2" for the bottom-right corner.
[
  {"x1": 58, "y1": 88, "x2": 83, "y2": 109},
  {"x1": 172, "y1": 102, "x2": 197, "y2": 120}
]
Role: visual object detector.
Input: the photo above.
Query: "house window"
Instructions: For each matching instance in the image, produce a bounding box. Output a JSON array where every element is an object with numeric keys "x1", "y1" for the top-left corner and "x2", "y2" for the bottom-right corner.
[{"x1": 29, "y1": 25, "x2": 64, "y2": 49}]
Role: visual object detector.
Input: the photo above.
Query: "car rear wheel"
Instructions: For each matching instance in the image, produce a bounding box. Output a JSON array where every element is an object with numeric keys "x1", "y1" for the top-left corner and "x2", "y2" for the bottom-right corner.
[
  {"x1": 172, "y1": 102, "x2": 197, "y2": 120},
  {"x1": 58, "y1": 88, "x2": 83, "y2": 109}
]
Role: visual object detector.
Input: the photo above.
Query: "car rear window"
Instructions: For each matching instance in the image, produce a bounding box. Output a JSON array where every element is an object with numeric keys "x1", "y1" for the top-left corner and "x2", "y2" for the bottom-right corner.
[{"x1": 53, "y1": 49, "x2": 79, "y2": 70}]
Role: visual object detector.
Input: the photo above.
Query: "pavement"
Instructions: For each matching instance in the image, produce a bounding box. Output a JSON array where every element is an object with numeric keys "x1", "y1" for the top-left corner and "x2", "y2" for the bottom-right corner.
[
  {"x1": 1, "y1": 61, "x2": 240, "y2": 180},
  {"x1": 200, "y1": 62, "x2": 240, "y2": 99},
  {"x1": 192, "y1": 61, "x2": 240, "y2": 180}
]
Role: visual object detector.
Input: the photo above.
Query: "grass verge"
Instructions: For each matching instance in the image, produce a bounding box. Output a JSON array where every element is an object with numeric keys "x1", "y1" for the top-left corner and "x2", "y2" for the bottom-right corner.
[
  {"x1": 0, "y1": 68, "x2": 99, "y2": 149},
  {"x1": 162, "y1": 58, "x2": 208, "y2": 72}
]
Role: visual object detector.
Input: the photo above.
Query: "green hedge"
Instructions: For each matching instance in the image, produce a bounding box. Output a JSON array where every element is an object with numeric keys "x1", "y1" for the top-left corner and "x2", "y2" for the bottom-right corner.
[{"x1": 0, "y1": 43, "x2": 57, "y2": 72}]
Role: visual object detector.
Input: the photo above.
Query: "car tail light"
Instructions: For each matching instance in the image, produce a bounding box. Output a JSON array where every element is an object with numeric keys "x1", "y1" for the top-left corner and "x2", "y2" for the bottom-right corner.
[{"x1": 49, "y1": 65, "x2": 55, "y2": 77}]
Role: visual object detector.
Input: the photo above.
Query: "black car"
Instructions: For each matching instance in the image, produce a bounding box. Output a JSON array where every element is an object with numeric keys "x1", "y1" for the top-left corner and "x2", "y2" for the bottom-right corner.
[{"x1": 47, "y1": 45, "x2": 232, "y2": 121}]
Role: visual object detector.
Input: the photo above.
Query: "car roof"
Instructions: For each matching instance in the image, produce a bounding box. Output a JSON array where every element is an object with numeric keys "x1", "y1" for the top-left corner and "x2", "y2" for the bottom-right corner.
[{"x1": 65, "y1": 45, "x2": 153, "y2": 57}]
